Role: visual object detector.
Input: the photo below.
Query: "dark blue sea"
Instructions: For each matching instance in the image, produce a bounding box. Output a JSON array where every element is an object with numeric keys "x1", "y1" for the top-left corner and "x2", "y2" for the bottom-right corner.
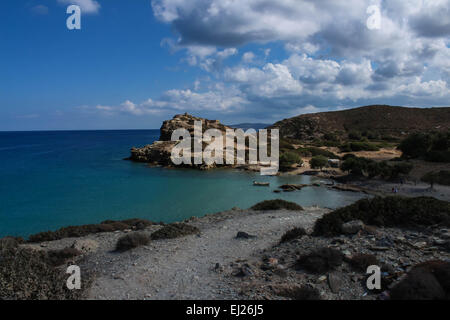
[{"x1": 0, "y1": 130, "x2": 366, "y2": 237}]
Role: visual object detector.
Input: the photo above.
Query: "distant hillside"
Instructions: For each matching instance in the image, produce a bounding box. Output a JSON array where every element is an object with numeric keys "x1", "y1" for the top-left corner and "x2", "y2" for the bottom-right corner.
[
  {"x1": 229, "y1": 123, "x2": 270, "y2": 130},
  {"x1": 270, "y1": 105, "x2": 450, "y2": 141}
]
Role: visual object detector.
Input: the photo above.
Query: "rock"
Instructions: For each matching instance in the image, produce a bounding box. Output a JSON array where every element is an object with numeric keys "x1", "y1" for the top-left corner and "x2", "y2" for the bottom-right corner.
[
  {"x1": 441, "y1": 232, "x2": 450, "y2": 240},
  {"x1": 71, "y1": 239, "x2": 99, "y2": 253},
  {"x1": 370, "y1": 246, "x2": 390, "y2": 251},
  {"x1": 328, "y1": 272, "x2": 344, "y2": 294},
  {"x1": 234, "y1": 264, "x2": 254, "y2": 277},
  {"x1": 376, "y1": 237, "x2": 394, "y2": 247},
  {"x1": 413, "y1": 241, "x2": 428, "y2": 249},
  {"x1": 128, "y1": 114, "x2": 233, "y2": 169},
  {"x1": 235, "y1": 231, "x2": 257, "y2": 239},
  {"x1": 341, "y1": 220, "x2": 364, "y2": 235},
  {"x1": 317, "y1": 275, "x2": 327, "y2": 283}
]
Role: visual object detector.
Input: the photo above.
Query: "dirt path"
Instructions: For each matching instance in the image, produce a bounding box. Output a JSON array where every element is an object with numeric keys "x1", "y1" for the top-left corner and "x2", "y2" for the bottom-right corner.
[{"x1": 85, "y1": 208, "x2": 328, "y2": 300}]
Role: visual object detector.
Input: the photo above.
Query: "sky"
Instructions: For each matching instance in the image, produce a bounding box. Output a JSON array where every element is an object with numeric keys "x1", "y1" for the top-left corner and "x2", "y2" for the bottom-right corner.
[{"x1": 0, "y1": 0, "x2": 449, "y2": 131}]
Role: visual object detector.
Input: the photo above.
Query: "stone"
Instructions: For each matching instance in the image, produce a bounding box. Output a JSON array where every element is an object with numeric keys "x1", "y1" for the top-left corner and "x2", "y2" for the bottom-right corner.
[
  {"x1": 71, "y1": 239, "x2": 99, "y2": 253},
  {"x1": 235, "y1": 231, "x2": 257, "y2": 239},
  {"x1": 413, "y1": 241, "x2": 428, "y2": 249},
  {"x1": 328, "y1": 272, "x2": 344, "y2": 294},
  {"x1": 341, "y1": 220, "x2": 364, "y2": 235}
]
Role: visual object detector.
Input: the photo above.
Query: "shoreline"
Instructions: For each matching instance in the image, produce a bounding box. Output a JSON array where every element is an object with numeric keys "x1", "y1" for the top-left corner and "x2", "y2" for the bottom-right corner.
[{"x1": 13, "y1": 200, "x2": 450, "y2": 300}]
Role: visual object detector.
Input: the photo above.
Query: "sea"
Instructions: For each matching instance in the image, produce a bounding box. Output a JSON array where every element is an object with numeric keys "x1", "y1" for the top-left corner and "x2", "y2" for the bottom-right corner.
[{"x1": 0, "y1": 130, "x2": 367, "y2": 237}]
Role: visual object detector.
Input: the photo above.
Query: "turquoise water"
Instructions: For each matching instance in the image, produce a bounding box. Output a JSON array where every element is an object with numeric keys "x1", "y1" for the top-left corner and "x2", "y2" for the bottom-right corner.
[{"x1": 0, "y1": 130, "x2": 367, "y2": 237}]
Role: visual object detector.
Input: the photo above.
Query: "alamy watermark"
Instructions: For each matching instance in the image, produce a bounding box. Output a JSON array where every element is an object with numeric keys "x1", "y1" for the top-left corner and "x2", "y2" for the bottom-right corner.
[
  {"x1": 170, "y1": 122, "x2": 279, "y2": 175},
  {"x1": 66, "y1": 265, "x2": 81, "y2": 290},
  {"x1": 66, "y1": 5, "x2": 81, "y2": 30}
]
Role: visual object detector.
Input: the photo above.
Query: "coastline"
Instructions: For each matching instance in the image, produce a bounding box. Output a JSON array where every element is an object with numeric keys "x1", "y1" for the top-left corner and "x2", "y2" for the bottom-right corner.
[{"x1": 12, "y1": 198, "x2": 450, "y2": 300}]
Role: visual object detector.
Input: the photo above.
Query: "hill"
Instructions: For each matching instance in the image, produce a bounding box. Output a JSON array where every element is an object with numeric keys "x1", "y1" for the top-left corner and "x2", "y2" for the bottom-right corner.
[{"x1": 270, "y1": 105, "x2": 450, "y2": 141}]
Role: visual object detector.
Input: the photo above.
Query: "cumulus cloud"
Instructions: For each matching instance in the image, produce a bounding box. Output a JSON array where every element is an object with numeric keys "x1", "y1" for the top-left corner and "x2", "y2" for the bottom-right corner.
[
  {"x1": 93, "y1": 0, "x2": 450, "y2": 121},
  {"x1": 57, "y1": 0, "x2": 101, "y2": 14}
]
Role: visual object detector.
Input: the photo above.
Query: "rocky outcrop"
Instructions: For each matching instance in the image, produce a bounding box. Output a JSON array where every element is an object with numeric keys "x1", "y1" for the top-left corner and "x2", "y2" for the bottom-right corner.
[{"x1": 128, "y1": 113, "x2": 233, "y2": 168}]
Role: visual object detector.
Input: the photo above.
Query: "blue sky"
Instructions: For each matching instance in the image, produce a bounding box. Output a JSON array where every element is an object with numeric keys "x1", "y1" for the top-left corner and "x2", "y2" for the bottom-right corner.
[{"x1": 1, "y1": 0, "x2": 449, "y2": 130}]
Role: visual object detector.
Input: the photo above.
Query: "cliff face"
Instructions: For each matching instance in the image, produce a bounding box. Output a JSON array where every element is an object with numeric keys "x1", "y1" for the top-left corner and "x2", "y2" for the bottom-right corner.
[
  {"x1": 129, "y1": 113, "x2": 233, "y2": 168},
  {"x1": 270, "y1": 105, "x2": 450, "y2": 141}
]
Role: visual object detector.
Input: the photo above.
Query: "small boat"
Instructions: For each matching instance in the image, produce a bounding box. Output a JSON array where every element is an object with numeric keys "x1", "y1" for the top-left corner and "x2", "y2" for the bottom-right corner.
[{"x1": 253, "y1": 181, "x2": 270, "y2": 186}]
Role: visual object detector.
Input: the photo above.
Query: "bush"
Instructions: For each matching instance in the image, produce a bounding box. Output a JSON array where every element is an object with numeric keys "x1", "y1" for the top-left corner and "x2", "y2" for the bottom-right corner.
[
  {"x1": 280, "y1": 227, "x2": 307, "y2": 243},
  {"x1": 348, "y1": 131, "x2": 362, "y2": 140},
  {"x1": 349, "y1": 254, "x2": 378, "y2": 272},
  {"x1": 399, "y1": 131, "x2": 450, "y2": 162},
  {"x1": 310, "y1": 156, "x2": 328, "y2": 170},
  {"x1": 47, "y1": 247, "x2": 82, "y2": 266},
  {"x1": 280, "y1": 151, "x2": 302, "y2": 169},
  {"x1": 296, "y1": 248, "x2": 343, "y2": 273},
  {"x1": 340, "y1": 142, "x2": 380, "y2": 152},
  {"x1": 313, "y1": 196, "x2": 450, "y2": 237},
  {"x1": 0, "y1": 247, "x2": 91, "y2": 300},
  {"x1": 251, "y1": 199, "x2": 303, "y2": 211},
  {"x1": 28, "y1": 219, "x2": 154, "y2": 243},
  {"x1": 150, "y1": 223, "x2": 199, "y2": 240},
  {"x1": 390, "y1": 260, "x2": 450, "y2": 300},
  {"x1": 116, "y1": 232, "x2": 150, "y2": 252}
]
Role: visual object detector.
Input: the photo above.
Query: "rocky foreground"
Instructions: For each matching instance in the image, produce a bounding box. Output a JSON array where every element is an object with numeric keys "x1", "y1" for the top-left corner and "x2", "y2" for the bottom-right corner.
[{"x1": 1, "y1": 197, "x2": 449, "y2": 300}]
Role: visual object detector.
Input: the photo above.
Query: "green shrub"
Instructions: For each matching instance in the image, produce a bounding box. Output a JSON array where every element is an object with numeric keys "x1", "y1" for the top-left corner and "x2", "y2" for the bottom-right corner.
[
  {"x1": 399, "y1": 131, "x2": 450, "y2": 162},
  {"x1": 116, "y1": 232, "x2": 150, "y2": 252},
  {"x1": 251, "y1": 199, "x2": 303, "y2": 211},
  {"x1": 310, "y1": 155, "x2": 328, "y2": 169},
  {"x1": 280, "y1": 151, "x2": 302, "y2": 169},
  {"x1": 28, "y1": 219, "x2": 154, "y2": 243},
  {"x1": 150, "y1": 223, "x2": 199, "y2": 240},
  {"x1": 313, "y1": 196, "x2": 450, "y2": 237},
  {"x1": 340, "y1": 142, "x2": 380, "y2": 152}
]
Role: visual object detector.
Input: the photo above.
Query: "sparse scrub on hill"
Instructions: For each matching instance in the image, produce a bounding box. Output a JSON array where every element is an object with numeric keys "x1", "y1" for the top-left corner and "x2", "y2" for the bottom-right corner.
[
  {"x1": 150, "y1": 223, "x2": 199, "y2": 240},
  {"x1": 340, "y1": 141, "x2": 380, "y2": 152},
  {"x1": 116, "y1": 232, "x2": 151, "y2": 252},
  {"x1": 313, "y1": 196, "x2": 450, "y2": 237},
  {"x1": 0, "y1": 245, "x2": 92, "y2": 300},
  {"x1": 28, "y1": 219, "x2": 154, "y2": 243},
  {"x1": 296, "y1": 247, "x2": 343, "y2": 273},
  {"x1": 280, "y1": 227, "x2": 307, "y2": 243},
  {"x1": 47, "y1": 247, "x2": 82, "y2": 266},
  {"x1": 251, "y1": 199, "x2": 303, "y2": 211}
]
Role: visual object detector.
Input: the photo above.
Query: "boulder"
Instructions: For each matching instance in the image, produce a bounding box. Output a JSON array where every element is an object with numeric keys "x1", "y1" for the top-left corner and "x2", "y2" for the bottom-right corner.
[{"x1": 341, "y1": 220, "x2": 365, "y2": 235}]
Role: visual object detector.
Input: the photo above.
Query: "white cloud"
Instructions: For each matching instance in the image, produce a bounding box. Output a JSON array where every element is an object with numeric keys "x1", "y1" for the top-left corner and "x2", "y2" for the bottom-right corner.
[{"x1": 57, "y1": 0, "x2": 101, "y2": 14}]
